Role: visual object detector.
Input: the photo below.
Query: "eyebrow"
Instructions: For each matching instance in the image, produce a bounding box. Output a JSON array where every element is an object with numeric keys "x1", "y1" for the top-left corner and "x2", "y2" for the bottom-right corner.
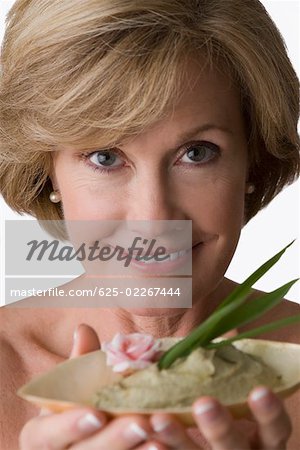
[
  {"x1": 95, "y1": 123, "x2": 234, "y2": 153},
  {"x1": 175, "y1": 123, "x2": 233, "y2": 145}
]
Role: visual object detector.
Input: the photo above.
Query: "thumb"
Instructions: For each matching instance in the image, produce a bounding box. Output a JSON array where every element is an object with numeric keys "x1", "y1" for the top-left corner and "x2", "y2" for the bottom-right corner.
[{"x1": 69, "y1": 323, "x2": 101, "y2": 359}]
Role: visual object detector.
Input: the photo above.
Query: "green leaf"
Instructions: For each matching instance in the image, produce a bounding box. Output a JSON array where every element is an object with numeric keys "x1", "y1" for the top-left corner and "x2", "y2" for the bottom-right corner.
[
  {"x1": 193, "y1": 240, "x2": 296, "y2": 348},
  {"x1": 215, "y1": 240, "x2": 295, "y2": 312},
  {"x1": 199, "y1": 279, "x2": 298, "y2": 345},
  {"x1": 157, "y1": 241, "x2": 297, "y2": 370},
  {"x1": 205, "y1": 314, "x2": 300, "y2": 349}
]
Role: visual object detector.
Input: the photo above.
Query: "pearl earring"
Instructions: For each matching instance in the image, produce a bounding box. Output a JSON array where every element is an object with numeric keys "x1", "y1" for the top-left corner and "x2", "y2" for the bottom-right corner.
[
  {"x1": 246, "y1": 183, "x2": 255, "y2": 194},
  {"x1": 49, "y1": 191, "x2": 61, "y2": 203}
]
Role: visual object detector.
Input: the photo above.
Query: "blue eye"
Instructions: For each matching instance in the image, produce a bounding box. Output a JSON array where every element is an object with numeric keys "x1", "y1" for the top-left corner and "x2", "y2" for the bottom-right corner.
[
  {"x1": 80, "y1": 140, "x2": 220, "y2": 175},
  {"x1": 180, "y1": 141, "x2": 220, "y2": 165},
  {"x1": 89, "y1": 151, "x2": 123, "y2": 169}
]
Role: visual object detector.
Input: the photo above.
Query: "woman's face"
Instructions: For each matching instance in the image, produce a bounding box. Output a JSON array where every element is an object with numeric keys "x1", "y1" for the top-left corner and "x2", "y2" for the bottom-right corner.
[{"x1": 52, "y1": 61, "x2": 249, "y2": 306}]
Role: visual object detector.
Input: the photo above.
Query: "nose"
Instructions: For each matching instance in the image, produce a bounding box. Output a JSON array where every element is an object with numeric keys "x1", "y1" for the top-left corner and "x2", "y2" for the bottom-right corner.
[
  {"x1": 127, "y1": 220, "x2": 186, "y2": 243},
  {"x1": 124, "y1": 171, "x2": 188, "y2": 240}
]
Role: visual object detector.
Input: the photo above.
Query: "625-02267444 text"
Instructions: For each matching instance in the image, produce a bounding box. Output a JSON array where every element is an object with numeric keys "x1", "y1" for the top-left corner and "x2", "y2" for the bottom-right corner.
[{"x1": 9, "y1": 287, "x2": 182, "y2": 298}]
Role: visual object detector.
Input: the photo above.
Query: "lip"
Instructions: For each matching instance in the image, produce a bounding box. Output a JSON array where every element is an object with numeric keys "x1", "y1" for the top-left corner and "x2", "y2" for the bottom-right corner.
[
  {"x1": 121, "y1": 247, "x2": 191, "y2": 258},
  {"x1": 127, "y1": 243, "x2": 202, "y2": 274},
  {"x1": 108, "y1": 243, "x2": 201, "y2": 258}
]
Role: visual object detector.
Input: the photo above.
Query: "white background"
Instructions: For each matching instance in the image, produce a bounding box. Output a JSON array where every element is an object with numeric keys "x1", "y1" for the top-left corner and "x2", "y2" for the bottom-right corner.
[{"x1": 0, "y1": 0, "x2": 299, "y2": 305}]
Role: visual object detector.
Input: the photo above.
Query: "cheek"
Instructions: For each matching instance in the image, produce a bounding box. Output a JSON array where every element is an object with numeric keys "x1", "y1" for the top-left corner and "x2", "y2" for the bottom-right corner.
[
  {"x1": 190, "y1": 176, "x2": 247, "y2": 297},
  {"x1": 59, "y1": 180, "x2": 126, "y2": 220},
  {"x1": 52, "y1": 154, "x2": 109, "y2": 220},
  {"x1": 191, "y1": 175, "x2": 246, "y2": 235}
]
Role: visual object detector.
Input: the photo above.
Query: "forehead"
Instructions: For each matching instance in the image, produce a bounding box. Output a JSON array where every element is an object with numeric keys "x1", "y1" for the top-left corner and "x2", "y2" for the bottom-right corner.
[
  {"x1": 57, "y1": 57, "x2": 244, "y2": 153},
  {"x1": 167, "y1": 60, "x2": 241, "y2": 127},
  {"x1": 126, "y1": 60, "x2": 244, "y2": 144}
]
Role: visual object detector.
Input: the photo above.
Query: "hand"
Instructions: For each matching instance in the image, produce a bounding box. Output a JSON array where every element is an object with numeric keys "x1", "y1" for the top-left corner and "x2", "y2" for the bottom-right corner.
[
  {"x1": 19, "y1": 324, "x2": 166, "y2": 450},
  {"x1": 149, "y1": 387, "x2": 292, "y2": 450}
]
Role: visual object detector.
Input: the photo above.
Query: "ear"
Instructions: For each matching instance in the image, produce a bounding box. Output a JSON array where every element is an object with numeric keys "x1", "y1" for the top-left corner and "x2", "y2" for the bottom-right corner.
[{"x1": 49, "y1": 152, "x2": 60, "y2": 190}]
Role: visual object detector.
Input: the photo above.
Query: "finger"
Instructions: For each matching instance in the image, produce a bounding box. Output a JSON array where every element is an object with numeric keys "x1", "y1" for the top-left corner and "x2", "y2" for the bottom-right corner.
[
  {"x1": 248, "y1": 386, "x2": 292, "y2": 449},
  {"x1": 192, "y1": 397, "x2": 250, "y2": 450},
  {"x1": 71, "y1": 415, "x2": 153, "y2": 450},
  {"x1": 20, "y1": 408, "x2": 106, "y2": 449},
  {"x1": 150, "y1": 414, "x2": 199, "y2": 449},
  {"x1": 137, "y1": 441, "x2": 169, "y2": 450},
  {"x1": 70, "y1": 323, "x2": 101, "y2": 358}
]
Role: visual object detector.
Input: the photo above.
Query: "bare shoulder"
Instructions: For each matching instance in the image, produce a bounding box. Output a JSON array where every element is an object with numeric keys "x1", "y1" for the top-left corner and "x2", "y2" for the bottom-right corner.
[
  {"x1": 0, "y1": 325, "x2": 24, "y2": 390},
  {"x1": 0, "y1": 304, "x2": 70, "y2": 373},
  {"x1": 0, "y1": 305, "x2": 30, "y2": 356},
  {"x1": 0, "y1": 309, "x2": 38, "y2": 450},
  {"x1": 0, "y1": 304, "x2": 67, "y2": 449},
  {"x1": 0, "y1": 301, "x2": 48, "y2": 349}
]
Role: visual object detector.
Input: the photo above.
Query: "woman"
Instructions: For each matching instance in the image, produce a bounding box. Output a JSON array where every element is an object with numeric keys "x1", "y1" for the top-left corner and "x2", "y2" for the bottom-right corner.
[{"x1": 0, "y1": 0, "x2": 299, "y2": 449}]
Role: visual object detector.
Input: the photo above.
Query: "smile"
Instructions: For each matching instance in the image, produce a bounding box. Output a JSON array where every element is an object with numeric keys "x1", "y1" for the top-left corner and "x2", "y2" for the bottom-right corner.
[
  {"x1": 134, "y1": 248, "x2": 191, "y2": 264},
  {"x1": 129, "y1": 243, "x2": 202, "y2": 273}
]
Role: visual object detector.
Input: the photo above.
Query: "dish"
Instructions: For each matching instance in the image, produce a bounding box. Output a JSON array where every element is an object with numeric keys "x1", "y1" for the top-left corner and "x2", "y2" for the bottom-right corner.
[{"x1": 18, "y1": 337, "x2": 300, "y2": 426}]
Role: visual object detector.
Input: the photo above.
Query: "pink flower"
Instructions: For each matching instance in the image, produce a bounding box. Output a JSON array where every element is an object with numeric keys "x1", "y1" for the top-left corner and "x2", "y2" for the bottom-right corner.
[{"x1": 102, "y1": 332, "x2": 163, "y2": 375}]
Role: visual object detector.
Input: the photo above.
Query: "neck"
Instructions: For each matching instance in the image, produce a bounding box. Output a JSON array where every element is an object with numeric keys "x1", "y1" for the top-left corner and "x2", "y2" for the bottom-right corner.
[
  {"x1": 100, "y1": 304, "x2": 210, "y2": 338},
  {"x1": 90, "y1": 278, "x2": 234, "y2": 341}
]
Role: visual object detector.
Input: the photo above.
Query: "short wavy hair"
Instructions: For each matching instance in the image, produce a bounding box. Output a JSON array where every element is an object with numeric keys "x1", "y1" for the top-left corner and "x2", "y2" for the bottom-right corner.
[{"x1": 0, "y1": 0, "x2": 299, "y2": 228}]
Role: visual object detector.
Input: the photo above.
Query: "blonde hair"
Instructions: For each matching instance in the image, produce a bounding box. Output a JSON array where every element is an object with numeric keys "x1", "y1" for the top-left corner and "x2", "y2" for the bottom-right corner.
[{"x1": 0, "y1": 0, "x2": 299, "y2": 228}]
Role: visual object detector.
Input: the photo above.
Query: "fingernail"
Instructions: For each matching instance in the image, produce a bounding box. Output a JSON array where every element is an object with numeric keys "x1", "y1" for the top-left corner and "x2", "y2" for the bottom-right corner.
[
  {"x1": 152, "y1": 416, "x2": 172, "y2": 433},
  {"x1": 123, "y1": 422, "x2": 149, "y2": 444},
  {"x1": 147, "y1": 445, "x2": 160, "y2": 450},
  {"x1": 77, "y1": 413, "x2": 103, "y2": 432},
  {"x1": 73, "y1": 327, "x2": 79, "y2": 344},
  {"x1": 39, "y1": 407, "x2": 51, "y2": 416},
  {"x1": 194, "y1": 401, "x2": 216, "y2": 416},
  {"x1": 251, "y1": 387, "x2": 269, "y2": 402},
  {"x1": 194, "y1": 401, "x2": 219, "y2": 422},
  {"x1": 250, "y1": 387, "x2": 274, "y2": 410}
]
